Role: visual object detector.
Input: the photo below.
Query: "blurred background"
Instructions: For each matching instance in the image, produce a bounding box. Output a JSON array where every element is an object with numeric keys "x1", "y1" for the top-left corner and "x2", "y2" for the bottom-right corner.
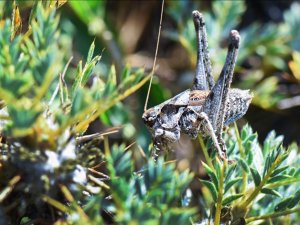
[{"x1": 15, "y1": 0, "x2": 300, "y2": 161}]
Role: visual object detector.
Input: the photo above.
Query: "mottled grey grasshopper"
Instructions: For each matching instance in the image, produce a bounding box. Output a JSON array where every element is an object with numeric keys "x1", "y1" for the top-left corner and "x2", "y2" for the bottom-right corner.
[{"x1": 143, "y1": 10, "x2": 252, "y2": 160}]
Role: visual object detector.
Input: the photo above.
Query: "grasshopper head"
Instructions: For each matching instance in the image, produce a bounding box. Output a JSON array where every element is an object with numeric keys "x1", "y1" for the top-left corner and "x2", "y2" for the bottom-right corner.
[{"x1": 142, "y1": 107, "x2": 160, "y2": 129}]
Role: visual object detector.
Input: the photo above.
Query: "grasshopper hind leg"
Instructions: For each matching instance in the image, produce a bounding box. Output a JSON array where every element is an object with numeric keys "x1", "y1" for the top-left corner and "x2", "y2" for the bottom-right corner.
[{"x1": 192, "y1": 11, "x2": 214, "y2": 91}]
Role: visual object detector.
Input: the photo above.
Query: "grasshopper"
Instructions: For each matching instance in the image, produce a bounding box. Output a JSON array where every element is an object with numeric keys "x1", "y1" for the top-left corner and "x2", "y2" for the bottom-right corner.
[{"x1": 142, "y1": 10, "x2": 252, "y2": 160}]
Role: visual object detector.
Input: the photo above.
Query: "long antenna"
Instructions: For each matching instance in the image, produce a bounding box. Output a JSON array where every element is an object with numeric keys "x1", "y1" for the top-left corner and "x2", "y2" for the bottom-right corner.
[{"x1": 144, "y1": 0, "x2": 165, "y2": 112}]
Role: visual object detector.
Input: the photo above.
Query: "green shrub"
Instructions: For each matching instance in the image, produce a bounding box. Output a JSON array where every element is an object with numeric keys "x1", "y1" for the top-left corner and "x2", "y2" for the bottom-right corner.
[{"x1": 1, "y1": 2, "x2": 300, "y2": 225}]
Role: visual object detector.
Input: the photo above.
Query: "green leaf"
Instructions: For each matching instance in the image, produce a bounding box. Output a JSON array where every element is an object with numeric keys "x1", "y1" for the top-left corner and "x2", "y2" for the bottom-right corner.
[
  {"x1": 225, "y1": 177, "x2": 243, "y2": 193},
  {"x1": 241, "y1": 125, "x2": 248, "y2": 140},
  {"x1": 250, "y1": 167, "x2": 261, "y2": 187},
  {"x1": 69, "y1": 1, "x2": 105, "y2": 24},
  {"x1": 102, "y1": 66, "x2": 117, "y2": 97},
  {"x1": 87, "y1": 41, "x2": 95, "y2": 64},
  {"x1": 263, "y1": 154, "x2": 272, "y2": 177},
  {"x1": 222, "y1": 194, "x2": 243, "y2": 206},
  {"x1": 225, "y1": 164, "x2": 237, "y2": 182},
  {"x1": 215, "y1": 158, "x2": 222, "y2": 180},
  {"x1": 294, "y1": 167, "x2": 300, "y2": 178},
  {"x1": 271, "y1": 165, "x2": 290, "y2": 177},
  {"x1": 81, "y1": 56, "x2": 100, "y2": 85},
  {"x1": 7, "y1": 105, "x2": 41, "y2": 129},
  {"x1": 275, "y1": 197, "x2": 294, "y2": 212},
  {"x1": 83, "y1": 196, "x2": 104, "y2": 224},
  {"x1": 99, "y1": 112, "x2": 111, "y2": 126},
  {"x1": 202, "y1": 162, "x2": 219, "y2": 190},
  {"x1": 239, "y1": 158, "x2": 250, "y2": 173},
  {"x1": 106, "y1": 143, "x2": 134, "y2": 207},
  {"x1": 0, "y1": 75, "x2": 32, "y2": 99},
  {"x1": 262, "y1": 131, "x2": 283, "y2": 157},
  {"x1": 287, "y1": 190, "x2": 300, "y2": 209},
  {"x1": 261, "y1": 188, "x2": 282, "y2": 198},
  {"x1": 288, "y1": 167, "x2": 296, "y2": 177},
  {"x1": 72, "y1": 60, "x2": 83, "y2": 95},
  {"x1": 121, "y1": 65, "x2": 131, "y2": 81},
  {"x1": 227, "y1": 142, "x2": 236, "y2": 156},
  {"x1": 241, "y1": 126, "x2": 257, "y2": 149},
  {"x1": 110, "y1": 178, "x2": 130, "y2": 206},
  {"x1": 267, "y1": 174, "x2": 292, "y2": 184},
  {"x1": 107, "y1": 65, "x2": 117, "y2": 86},
  {"x1": 161, "y1": 207, "x2": 196, "y2": 225},
  {"x1": 141, "y1": 159, "x2": 192, "y2": 205},
  {"x1": 266, "y1": 147, "x2": 282, "y2": 175},
  {"x1": 200, "y1": 179, "x2": 218, "y2": 202},
  {"x1": 70, "y1": 89, "x2": 88, "y2": 116},
  {"x1": 246, "y1": 145, "x2": 254, "y2": 165},
  {"x1": 110, "y1": 145, "x2": 133, "y2": 180},
  {"x1": 100, "y1": 103, "x2": 129, "y2": 126},
  {"x1": 211, "y1": 1, "x2": 245, "y2": 36}
]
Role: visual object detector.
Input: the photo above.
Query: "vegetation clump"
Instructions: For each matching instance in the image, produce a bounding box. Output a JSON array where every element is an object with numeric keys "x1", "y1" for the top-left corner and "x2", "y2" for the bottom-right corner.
[{"x1": 0, "y1": 1, "x2": 300, "y2": 225}]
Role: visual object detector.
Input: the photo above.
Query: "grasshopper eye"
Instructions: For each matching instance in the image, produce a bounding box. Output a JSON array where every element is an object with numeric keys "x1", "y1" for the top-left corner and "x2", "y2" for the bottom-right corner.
[{"x1": 143, "y1": 116, "x2": 155, "y2": 127}]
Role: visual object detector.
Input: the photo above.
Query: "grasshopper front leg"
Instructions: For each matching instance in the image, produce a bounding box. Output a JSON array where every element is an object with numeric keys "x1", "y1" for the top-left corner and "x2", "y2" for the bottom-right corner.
[
  {"x1": 179, "y1": 108, "x2": 227, "y2": 160},
  {"x1": 197, "y1": 112, "x2": 227, "y2": 160}
]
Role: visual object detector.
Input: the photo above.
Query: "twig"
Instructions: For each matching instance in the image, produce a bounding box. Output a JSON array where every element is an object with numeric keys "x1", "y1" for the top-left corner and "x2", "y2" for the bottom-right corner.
[
  {"x1": 88, "y1": 168, "x2": 110, "y2": 179},
  {"x1": 76, "y1": 129, "x2": 120, "y2": 144},
  {"x1": 124, "y1": 141, "x2": 136, "y2": 151},
  {"x1": 144, "y1": 0, "x2": 165, "y2": 111},
  {"x1": 88, "y1": 175, "x2": 110, "y2": 190},
  {"x1": 0, "y1": 175, "x2": 21, "y2": 202}
]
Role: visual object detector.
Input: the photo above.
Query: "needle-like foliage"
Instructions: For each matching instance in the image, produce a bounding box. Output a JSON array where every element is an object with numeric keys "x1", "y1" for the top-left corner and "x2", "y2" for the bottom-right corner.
[{"x1": 1, "y1": 2, "x2": 300, "y2": 225}]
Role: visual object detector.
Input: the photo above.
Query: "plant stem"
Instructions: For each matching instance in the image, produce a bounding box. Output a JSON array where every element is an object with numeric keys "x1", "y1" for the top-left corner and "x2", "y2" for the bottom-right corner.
[
  {"x1": 234, "y1": 123, "x2": 247, "y2": 193},
  {"x1": 198, "y1": 135, "x2": 214, "y2": 169},
  {"x1": 246, "y1": 207, "x2": 300, "y2": 223},
  {"x1": 239, "y1": 155, "x2": 284, "y2": 209},
  {"x1": 265, "y1": 177, "x2": 300, "y2": 189},
  {"x1": 234, "y1": 123, "x2": 245, "y2": 158},
  {"x1": 214, "y1": 160, "x2": 227, "y2": 225}
]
